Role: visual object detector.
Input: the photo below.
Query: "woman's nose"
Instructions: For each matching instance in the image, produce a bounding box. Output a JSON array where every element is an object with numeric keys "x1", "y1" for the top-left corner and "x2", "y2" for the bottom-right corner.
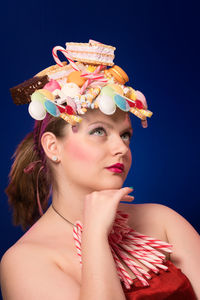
[{"x1": 109, "y1": 136, "x2": 129, "y2": 156}]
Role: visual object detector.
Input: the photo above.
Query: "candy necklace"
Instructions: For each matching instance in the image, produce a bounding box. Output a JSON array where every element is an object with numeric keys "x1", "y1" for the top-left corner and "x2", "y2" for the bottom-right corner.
[{"x1": 51, "y1": 204, "x2": 173, "y2": 289}]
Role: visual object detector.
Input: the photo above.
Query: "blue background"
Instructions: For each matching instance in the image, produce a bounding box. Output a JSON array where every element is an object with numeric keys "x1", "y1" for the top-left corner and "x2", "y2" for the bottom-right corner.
[{"x1": 0, "y1": 0, "x2": 199, "y2": 270}]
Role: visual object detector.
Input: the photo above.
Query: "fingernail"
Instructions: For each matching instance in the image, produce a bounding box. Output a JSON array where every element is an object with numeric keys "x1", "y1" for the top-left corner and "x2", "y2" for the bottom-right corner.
[{"x1": 129, "y1": 186, "x2": 134, "y2": 189}]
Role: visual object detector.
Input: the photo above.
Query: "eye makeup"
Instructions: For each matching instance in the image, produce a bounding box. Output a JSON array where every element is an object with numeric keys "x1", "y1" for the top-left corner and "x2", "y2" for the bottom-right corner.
[{"x1": 88, "y1": 123, "x2": 133, "y2": 142}]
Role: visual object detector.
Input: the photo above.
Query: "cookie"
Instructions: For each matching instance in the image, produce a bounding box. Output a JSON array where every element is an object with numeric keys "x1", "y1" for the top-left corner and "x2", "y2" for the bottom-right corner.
[
  {"x1": 10, "y1": 75, "x2": 49, "y2": 105},
  {"x1": 66, "y1": 41, "x2": 115, "y2": 66}
]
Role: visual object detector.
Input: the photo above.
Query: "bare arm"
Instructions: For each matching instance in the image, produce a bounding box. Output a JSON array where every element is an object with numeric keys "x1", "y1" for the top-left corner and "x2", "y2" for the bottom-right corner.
[
  {"x1": 160, "y1": 204, "x2": 200, "y2": 299},
  {"x1": 79, "y1": 228, "x2": 126, "y2": 300},
  {"x1": 0, "y1": 188, "x2": 132, "y2": 299},
  {"x1": 0, "y1": 244, "x2": 81, "y2": 300}
]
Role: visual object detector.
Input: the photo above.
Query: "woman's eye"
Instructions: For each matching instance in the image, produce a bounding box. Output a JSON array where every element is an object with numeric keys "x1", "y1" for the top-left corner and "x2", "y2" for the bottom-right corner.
[
  {"x1": 121, "y1": 132, "x2": 132, "y2": 141},
  {"x1": 89, "y1": 127, "x2": 106, "y2": 136},
  {"x1": 89, "y1": 127, "x2": 132, "y2": 141}
]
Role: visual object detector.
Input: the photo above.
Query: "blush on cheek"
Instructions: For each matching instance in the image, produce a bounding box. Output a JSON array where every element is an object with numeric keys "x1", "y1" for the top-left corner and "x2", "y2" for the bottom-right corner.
[{"x1": 65, "y1": 139, "x2": 93, "y2": 162}]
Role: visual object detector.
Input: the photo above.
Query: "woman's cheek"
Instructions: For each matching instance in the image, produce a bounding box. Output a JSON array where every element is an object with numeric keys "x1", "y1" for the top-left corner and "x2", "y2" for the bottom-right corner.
[{"x1": 64, "y1": 138, "x2": 96, "y2": 162}]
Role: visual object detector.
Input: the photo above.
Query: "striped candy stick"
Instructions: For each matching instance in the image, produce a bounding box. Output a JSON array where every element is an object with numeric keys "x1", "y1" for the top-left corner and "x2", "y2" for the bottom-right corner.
[
  {"x1": 110, "y1": 247, "x2": 133, "y2": 289},
  {"x1": 52, "y1": 46, "x2": 80, "y2": 71},
  {"x1": 154, "y1": 263, "x2": 168, "y2": 271},
  {"x1": 131, "y1": 238, "x2": 171, "y2": 258},
  {"x1": 132, "y1": 238, "x2": 173, "y2": 253},
  {"x1": 73, "y1": 222, "x2": 83, "y2": 264},
  {"x1": 111, "y1": 242, "x2": 149, "y2": 280},
  {"x1": 113, "y1": 242, "x2": 159, "y2": 274},
  {"x1": 119, "y1": 243, "x2": 163, "y2": 263},
  {"x1": 126, "y1": 231, "x2": 173, "y2": 252},
  {"x1": 131, "y1": 231, "x2": 173, "y2": 248},
  {"x1": 112, "y1": 238, "x2": 160, "y2": 274},
  {"x1": 126, "y1": 243, "x2": 166, "y2": 260},
  {"x1": 121, "y1": 246, "x2": 162, "y2": 265},
  {"x1": 112, "y1": 243, "x2": 152, "y2": 280},
  {"x1": 80, "y1": 65, "x2": 106, "y2": 94},
  {"x1": 111, "y1": 242, "x2": 149, "y2": 286}
]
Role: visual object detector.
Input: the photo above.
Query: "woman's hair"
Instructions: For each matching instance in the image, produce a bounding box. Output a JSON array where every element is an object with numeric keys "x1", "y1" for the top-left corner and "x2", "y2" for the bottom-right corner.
[{"x1": 5, "y1": 113, "x2": 67, "y2": 231}]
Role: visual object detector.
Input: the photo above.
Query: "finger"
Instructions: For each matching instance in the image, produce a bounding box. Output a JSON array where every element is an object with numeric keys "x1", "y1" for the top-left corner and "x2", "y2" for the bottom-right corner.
[
  {"x1": 118, "y1": 187, "x2": 134, "y2": 198},
  {"x1": 122, "y1": 195, "x2": 134, "y2": 202}
]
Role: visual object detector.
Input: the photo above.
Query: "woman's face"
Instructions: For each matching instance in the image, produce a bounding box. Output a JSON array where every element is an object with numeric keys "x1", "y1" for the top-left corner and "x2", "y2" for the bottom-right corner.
[{"x1": 58, "y1": 108, "x2": 133, "y2": 191}]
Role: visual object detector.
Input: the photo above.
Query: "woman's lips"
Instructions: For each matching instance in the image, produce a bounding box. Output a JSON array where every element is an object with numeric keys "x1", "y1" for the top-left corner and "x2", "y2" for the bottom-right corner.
[{"x1": 106, "y1": 167, "x2": 123, "y2": 173}]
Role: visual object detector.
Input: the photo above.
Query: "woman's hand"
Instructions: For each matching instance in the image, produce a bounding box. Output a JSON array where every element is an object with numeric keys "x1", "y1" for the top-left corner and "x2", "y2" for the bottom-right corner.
[{"x1": 83, "y1": 187, "x2": 134, "y2": 236}]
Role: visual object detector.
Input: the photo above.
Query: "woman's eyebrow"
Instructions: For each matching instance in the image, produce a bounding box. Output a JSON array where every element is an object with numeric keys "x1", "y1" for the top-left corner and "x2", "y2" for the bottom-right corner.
[{"x1": 89, "y1": 121, "x2": 133, "y2": 132}]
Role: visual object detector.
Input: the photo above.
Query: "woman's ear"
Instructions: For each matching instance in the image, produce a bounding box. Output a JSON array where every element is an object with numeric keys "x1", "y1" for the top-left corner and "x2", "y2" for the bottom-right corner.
[{"x1": 41, "y1": 132, "x2": 60, "y2": 162}]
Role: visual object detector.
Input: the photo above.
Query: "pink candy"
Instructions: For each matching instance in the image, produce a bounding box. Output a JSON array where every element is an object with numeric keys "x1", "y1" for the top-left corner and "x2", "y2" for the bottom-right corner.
[
  {"x1": 135, "y1": 90, "x2": 148, "y2": 109},
  {"x1": 44, "y1": 79, "x2": 61, "y2": 92}
]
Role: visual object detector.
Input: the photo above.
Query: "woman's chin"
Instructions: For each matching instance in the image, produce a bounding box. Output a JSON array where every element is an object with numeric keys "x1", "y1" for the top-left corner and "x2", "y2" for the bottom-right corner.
[{"x1": 94, "y1": 178, "x2": 124, "y2": 191}]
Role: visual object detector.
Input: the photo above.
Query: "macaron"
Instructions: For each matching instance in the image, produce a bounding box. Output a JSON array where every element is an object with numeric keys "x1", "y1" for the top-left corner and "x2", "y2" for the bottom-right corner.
[
  {"x1": 106, "y1": 65, "x2": 129, "y2": 85},
  {"x1": 67, "y1": 71, "x2": 87, "y2": 87}
]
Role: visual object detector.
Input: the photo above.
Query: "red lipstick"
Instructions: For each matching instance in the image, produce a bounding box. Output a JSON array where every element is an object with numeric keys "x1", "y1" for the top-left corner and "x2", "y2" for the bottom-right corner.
[{"x1": 106, "y1": 163, "x2": 124, "y2": 173}]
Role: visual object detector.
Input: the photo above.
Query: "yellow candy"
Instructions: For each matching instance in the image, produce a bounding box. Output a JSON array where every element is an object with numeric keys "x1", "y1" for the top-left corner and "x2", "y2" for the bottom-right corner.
[
  {"x1": 87, "y1": 65, "x2": 97, "y2": 73},
  {"x1": 86, "y1": 87, "x2": 101, "y2": 102},
  {"x1": 129, "y1": 107, "x2": 146, "y2": 120},
  {"x1": 138, "y1": 109, "x2": 153, "y2": 118},
  {"x1": 125, "y1": 87, "x2": 137, "y2": 101},
  {"x1": 86, "y1": 95, "x2": 93, "y2": 102},
  {"x1": 71, "y1": 115, "x2": 83, "y2": 122},
  {"x1": 82, "y1": 102, "x2": 88, "y2": 108},
  {"x1": 60, "y1": 113, "x2": 82, "y2": 125},
  {"x1": 38, "y1": 89, "x2": 54, "y2": 101},
  {"x1": 108, "y1": 84, "x2": 123, "y2": 95}
]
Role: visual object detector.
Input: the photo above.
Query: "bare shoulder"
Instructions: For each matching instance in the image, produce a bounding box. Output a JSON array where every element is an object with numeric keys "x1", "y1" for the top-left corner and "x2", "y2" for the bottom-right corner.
[
  {"x1": 0, "y1": 242, "x2": 80, "y2": 300},
  {"x1": 120, "y1": 202, "x2": 200, "y2": 297},
  {"x1": 118, "y1": 202, "x2": 170, "y2": 232}
]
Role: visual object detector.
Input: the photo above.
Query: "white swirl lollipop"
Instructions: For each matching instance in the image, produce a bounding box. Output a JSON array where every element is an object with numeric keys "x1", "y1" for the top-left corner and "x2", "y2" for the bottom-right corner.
[
  {"x1": 28, "y1": 101, "x2": 46, "y2": 120},
  {"x1": 97, "y1": 94, "x2": 116, "y2": 115}
]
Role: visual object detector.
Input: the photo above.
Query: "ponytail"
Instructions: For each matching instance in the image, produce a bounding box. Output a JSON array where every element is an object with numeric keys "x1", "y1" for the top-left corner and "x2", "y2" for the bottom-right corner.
[
  {"x1": 5, "y1": 131, "x2": 51, "y2": 231},
  {"x1": 5, "y1": 114, "x2": 67, "y2": 231}
]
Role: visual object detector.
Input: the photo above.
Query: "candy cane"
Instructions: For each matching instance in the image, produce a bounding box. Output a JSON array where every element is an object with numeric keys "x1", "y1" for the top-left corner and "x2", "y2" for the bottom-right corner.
[
  {"x1": 80, "y1": 65, "x2": 106, "y2": 94},
  {"x1": 52, "y1": 46, "x2": 80, "y2": 71}
]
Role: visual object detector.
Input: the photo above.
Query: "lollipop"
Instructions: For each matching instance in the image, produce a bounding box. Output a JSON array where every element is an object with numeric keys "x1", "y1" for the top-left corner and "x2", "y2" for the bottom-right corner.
[
  {"x1": 97, "y1": 94, "x2": 116, "y2": 115},
  {"x1": 28, "y1": 101, "x2": 46, "y2": 120},
  {"x1": 114, "y1": 94, "x2": 130, "y2": 112},
  {"x1": 44, "y1": 100, "x2": 60, "y2": 117},
  {"x1": 31, "y1": 91, "x2": 46, "y2": 105}
]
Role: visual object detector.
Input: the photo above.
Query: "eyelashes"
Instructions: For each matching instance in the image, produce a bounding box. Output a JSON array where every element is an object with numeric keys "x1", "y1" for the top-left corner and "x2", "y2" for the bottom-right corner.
[{"x1": 89, "y1": 126, "x2": 132, "y2": 141}]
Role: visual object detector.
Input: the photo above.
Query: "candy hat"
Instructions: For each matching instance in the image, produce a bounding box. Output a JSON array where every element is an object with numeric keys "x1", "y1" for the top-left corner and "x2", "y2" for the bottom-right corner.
[{"x1": 10, "y1": 39, "x2": 153, "y2": 128}]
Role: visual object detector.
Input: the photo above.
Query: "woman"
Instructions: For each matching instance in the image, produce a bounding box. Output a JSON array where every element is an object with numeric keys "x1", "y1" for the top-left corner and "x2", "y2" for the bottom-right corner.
[{"x1": 1, "y1": 40, "x2": 200, "y2": 299}]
